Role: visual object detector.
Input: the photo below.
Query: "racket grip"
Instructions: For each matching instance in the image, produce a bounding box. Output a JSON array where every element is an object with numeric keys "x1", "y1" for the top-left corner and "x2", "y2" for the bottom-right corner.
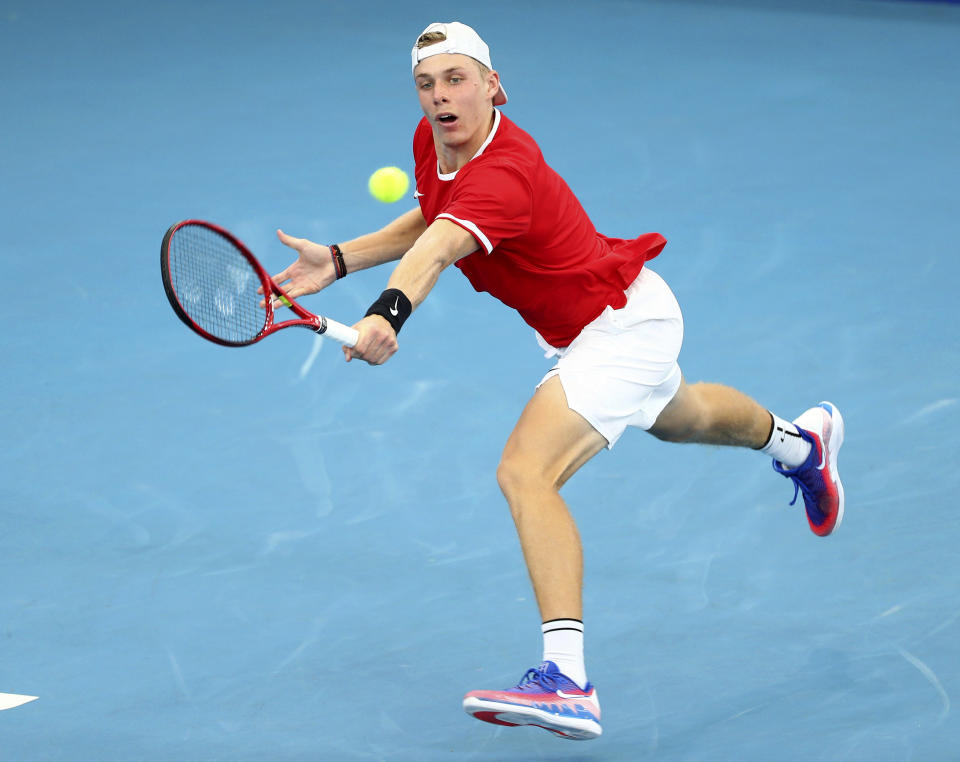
[{"x1": 317, "y1": 317, "x2": 359, "y2": 347}]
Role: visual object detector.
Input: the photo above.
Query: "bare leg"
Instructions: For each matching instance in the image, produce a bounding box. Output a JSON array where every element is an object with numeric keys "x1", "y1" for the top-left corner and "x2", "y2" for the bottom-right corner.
[
  {"x1": 499, "y1": 376, "x2": 772, "y2": 618},
  {"x1": 648, "y1": 378, "x2": 773, "y2": 448},
  {"x1": 496, "y1": 375, "x2": 608, "y2": 621}
]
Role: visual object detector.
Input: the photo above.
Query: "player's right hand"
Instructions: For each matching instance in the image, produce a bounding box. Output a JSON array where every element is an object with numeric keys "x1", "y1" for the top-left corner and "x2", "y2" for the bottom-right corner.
[
  {"x1": 258, "y1": 229, "x2": 338, "y2": 307},
  {"x1": 343, "y1": 315, "x2": 398, "y2": 366}
]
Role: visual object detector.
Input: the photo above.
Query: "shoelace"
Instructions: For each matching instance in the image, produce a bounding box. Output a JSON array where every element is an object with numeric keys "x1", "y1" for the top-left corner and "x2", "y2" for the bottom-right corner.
[
  {"x1": 773, "y1": 426, "x2": 822, "y2": 511},
  {"x1": 515, "y1": 665, "x2": 564, "y2": 692},
  {"x1": 784, "y1": 470, "x2": 818, "y2": 512},
  {"x1": 772, "y1": 447, "x2": 818, "y2": 510}
]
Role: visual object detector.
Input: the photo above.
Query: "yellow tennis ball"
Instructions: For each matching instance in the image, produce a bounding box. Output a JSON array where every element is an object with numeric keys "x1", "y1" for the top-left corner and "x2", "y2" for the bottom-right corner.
[{"x1": 368, "y1": 166, "x2": 410, "y2": 203}]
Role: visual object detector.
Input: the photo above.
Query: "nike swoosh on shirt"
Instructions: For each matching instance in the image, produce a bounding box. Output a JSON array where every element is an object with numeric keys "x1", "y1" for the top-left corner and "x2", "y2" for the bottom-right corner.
[{"x1": 413, "y1": 189, "x2": 424, "y2": 198}]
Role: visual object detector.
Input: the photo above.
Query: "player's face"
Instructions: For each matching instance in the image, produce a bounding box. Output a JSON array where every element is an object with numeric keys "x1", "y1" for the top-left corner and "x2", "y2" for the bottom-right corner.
[{"x1": 414, "y1": 53, "x2": 498, "y2": 153}]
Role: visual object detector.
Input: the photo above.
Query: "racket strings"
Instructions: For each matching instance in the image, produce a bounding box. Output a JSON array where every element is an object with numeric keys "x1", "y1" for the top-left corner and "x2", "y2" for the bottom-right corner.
[{"x1": 167, "y1": 225, "x2": 265, "y2": 343}]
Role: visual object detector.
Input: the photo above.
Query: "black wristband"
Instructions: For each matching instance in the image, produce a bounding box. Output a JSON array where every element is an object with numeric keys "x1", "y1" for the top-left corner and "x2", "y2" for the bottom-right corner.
[
  {"x1": 330, "y1": 243, "x2": 346, "y2": 279},
  {"x1": 365, "y1": 288, "x2": 412, "y2": 334}
]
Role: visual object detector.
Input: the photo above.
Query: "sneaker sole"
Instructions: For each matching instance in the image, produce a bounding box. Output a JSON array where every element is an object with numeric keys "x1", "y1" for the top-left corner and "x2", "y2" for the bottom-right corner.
[
  {"x1": 819, "y1": 401, "x2": 845, "y2": 532},
  {"x1": 463, "y1": 696, "x2": 602, "y2": 740}
]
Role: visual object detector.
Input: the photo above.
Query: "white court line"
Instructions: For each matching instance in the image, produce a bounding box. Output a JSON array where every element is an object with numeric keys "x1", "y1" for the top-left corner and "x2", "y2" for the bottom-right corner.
[
  {"x1": 0, "y1": 693, "x2": 38, "y2": 711},
  {"x1": 901, "y1": 398, "x2": 956, "y2": 425},
  {"x1": 898, "y1": 648, "x2": 951, "y2": 723},
  {"x1": 298, "y1": 335, "x2": 324, "y2": 380}
]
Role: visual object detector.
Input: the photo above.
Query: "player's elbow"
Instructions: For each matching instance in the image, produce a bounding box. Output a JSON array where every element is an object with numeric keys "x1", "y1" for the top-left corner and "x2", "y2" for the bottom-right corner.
[{"x1": 429, "y1": 219, "x2": 480, "y2": 264}]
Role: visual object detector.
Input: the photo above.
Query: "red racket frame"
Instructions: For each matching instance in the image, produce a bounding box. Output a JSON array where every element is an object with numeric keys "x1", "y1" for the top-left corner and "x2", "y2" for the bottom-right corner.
[{"x1": 161, "y1": 219, "x2": 357, "y2": 348}]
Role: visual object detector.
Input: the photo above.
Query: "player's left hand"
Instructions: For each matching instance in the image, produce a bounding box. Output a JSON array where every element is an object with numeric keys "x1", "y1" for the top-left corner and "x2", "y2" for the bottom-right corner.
[{"x1": 344, "y1": 315, "x2": 398, "y2": 365}]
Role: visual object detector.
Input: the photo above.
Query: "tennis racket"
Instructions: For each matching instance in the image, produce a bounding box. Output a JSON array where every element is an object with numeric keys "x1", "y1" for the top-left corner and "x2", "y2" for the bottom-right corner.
[{"x1": 161, "y1": 219, "x2": 358, "y2": 348}]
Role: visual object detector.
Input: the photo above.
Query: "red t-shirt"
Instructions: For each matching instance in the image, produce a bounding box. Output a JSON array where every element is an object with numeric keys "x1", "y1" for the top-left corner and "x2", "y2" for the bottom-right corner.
[{"x1": 413, "y1": 110, "x2": 666, "y2": 348}]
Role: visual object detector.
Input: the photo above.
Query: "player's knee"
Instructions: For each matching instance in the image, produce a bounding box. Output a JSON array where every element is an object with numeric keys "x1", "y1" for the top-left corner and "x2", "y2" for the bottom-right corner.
[
  {"x1": 496, "y1": 453, "x2": 552, "y2": 500},
  {"x1": 496, "y1": 455, "x2": 524, "y2": 498}
]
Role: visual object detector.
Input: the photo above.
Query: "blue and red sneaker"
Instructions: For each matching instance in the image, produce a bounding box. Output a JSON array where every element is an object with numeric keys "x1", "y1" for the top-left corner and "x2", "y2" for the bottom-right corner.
[
  {"x1": 463, "y1": 661, "x2": 601, "y2": 740},
  {"x1": 773, "y1": 401, "x2": 845, "y2": 536}
]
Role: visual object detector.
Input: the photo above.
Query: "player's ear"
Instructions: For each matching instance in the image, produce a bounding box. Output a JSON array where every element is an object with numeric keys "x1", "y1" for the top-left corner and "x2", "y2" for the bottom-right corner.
[{"x1": 487, "y1": 70, "x2": 501, "y2": 100}]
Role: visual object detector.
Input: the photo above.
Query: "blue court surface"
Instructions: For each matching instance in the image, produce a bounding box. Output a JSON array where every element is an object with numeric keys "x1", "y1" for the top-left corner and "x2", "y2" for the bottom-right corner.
[{"x1": 2, "y1": 0, "x2": 959, "y2": 759}]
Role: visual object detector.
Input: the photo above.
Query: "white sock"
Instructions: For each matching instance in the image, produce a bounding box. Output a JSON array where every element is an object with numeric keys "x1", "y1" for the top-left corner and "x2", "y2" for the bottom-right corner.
[
  {"x1": 761, "y1": 412, "x2": 811, "y2": 467},
  {"x1": 542, "y1": 619, "x2": 587, "y2": 689}
]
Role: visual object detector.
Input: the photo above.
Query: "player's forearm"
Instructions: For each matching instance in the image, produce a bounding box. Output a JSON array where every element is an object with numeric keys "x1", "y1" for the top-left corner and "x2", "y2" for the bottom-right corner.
[
  {"x1": 384, "y1": 219, "x2": 477, "y2": 308},
  {"x1": 338, "y1": 207, "x2": 427, "y2": 274}
]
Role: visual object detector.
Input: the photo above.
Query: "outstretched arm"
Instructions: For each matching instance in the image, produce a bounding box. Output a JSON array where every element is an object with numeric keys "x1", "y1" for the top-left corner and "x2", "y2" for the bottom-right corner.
[
  {"x1": 345, "y1": 219, "x2": 479, "y2": 364},
  {"x1": 263, "y1": 207, "x2": 428, "y2": 304}
]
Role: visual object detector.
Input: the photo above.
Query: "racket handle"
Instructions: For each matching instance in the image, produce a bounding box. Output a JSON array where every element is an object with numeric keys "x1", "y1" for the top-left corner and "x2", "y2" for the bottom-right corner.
[{"x1": 316, "y1": 317, "x2": 359, "y2": 347}]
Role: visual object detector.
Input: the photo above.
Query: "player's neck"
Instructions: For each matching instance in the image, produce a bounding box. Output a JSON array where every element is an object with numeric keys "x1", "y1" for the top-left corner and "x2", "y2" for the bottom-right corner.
[{"x1": 435, "y1": 110, "x2": 496, "y2": 174}]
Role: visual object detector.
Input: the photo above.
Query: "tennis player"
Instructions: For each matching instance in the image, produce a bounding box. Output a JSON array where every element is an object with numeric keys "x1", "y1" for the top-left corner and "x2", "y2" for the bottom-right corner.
[{"x1": 271, "y1": 21, "x2": 845, "y2": 741}]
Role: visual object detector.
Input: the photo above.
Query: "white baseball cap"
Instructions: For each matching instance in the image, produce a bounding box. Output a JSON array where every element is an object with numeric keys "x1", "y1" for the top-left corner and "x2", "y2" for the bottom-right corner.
[{"x1": 411, "y1": 21, "x2": 508, "y2": 106}]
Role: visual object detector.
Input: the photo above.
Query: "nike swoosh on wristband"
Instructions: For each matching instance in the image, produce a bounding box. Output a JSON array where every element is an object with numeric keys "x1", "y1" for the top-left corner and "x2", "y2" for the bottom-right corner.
[{"x1": 389, "y1": 297, "x2": 399, "y2": 317}]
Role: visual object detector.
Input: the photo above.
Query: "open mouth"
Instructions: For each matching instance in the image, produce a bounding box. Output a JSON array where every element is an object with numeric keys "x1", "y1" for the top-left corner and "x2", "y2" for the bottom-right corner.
[{"x1": 437, "y1": 113, "x2": 458, "y2": 125}]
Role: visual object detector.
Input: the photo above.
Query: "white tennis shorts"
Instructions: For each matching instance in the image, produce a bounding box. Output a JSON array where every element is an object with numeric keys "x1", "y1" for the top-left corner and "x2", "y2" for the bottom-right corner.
[{"x1": 536, "y1": 267, "x2": 684, "y2": 449}]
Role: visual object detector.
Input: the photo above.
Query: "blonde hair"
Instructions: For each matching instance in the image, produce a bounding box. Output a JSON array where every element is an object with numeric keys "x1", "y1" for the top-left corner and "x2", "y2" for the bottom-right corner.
[
  {"x1": 415, "y1": 31, "x2": 492, "y2": 78},
  {"x1": 416, "y1": 31, "x2": 446, "y2": 48}
]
